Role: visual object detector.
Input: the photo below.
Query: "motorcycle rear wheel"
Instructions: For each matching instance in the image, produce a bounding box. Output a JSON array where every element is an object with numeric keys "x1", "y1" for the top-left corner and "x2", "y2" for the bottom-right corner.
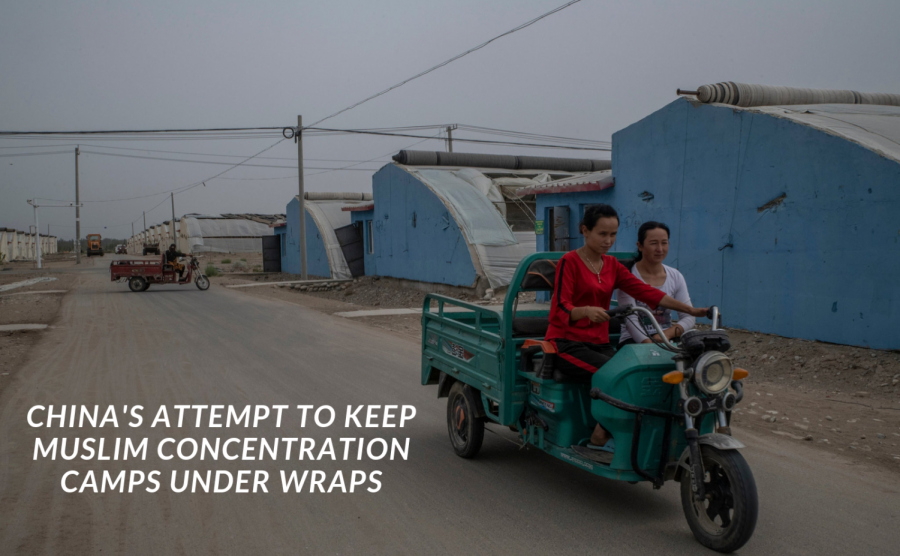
[
  {"x1": 128, "y1": 277, "x2": 146, "y2": 292},
  {"x1": 446, "y1": 382, "x2": 484, "y2": 459},
  {"x1": 680, "y1": 445, "x2": 758, "y2": 553}
]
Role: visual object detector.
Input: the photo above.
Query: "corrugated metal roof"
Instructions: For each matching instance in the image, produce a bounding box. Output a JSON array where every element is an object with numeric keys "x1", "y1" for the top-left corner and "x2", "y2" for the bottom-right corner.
[
  {"x1": 724, "y1": 103, "x2": 900, "y2": 165},
  {"x1": 515, "y1": 170, "x2": 614, "y2": 196}
]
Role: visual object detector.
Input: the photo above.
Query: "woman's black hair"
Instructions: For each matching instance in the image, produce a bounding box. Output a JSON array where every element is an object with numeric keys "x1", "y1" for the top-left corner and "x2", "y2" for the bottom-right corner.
[
  {"x1": 633, "y1": 221, "x2": 670, "y2": 262},
  {"x1": 580, "y1": 204, "x2": 619, "y2": 232}
]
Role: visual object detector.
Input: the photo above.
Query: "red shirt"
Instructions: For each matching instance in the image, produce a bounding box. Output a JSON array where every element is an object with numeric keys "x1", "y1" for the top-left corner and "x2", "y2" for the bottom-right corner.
[{"x1": 545, "y1": 250, "x2": 666, "y2": 345}]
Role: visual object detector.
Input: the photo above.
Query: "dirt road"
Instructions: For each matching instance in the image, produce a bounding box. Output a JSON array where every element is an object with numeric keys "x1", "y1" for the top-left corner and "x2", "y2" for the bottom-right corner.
[{"x1": 0, "y1": 264, "x2": 898, "y2": 555}]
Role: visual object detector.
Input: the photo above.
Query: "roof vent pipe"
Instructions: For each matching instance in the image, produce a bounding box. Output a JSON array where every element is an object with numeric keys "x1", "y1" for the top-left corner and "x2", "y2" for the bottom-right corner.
[
  {"x1": 303, "y1": 192, "x2": 373, "y2": 201},
  {"x1": 683, "y1": 82, "x2": 900, "y2": 107},
  {"x1": 392, "y1": 150, "x2": 611, "y2": 172}
]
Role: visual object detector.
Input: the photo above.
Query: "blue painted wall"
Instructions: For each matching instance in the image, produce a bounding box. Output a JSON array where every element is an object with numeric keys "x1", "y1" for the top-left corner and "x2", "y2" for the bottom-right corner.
[
  {"x1": 536, "y1": 98, "x2": 900, "y2": 349},
  {"x1": 350, "y1": 208, "x2": 376, "y2": 276},
  {"x1": 281, "y1": 197, "x2": 332, "y2": 278},
  {"x1": 370, "y1": 164, "x2": 477, "y2": 287}
]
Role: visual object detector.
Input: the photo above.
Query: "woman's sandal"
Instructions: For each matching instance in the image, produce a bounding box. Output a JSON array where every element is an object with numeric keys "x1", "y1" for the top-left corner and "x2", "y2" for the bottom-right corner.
[{"x1": 586, "y1": 438, "x2": 616, "y2": 453}]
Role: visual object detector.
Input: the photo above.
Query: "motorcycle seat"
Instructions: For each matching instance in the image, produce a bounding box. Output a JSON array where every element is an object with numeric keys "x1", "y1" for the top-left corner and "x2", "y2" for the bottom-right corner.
[
  {"x1": 512, "y1": 316, "x2": 550, "y2": 338},
  {"x1": 552, "y1": 368, "x2": 592, "y2": 384}
]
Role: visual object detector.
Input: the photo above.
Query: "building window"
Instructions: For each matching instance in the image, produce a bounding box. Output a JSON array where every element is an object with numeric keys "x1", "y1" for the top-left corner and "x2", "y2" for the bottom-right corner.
[{"x1": 366, "y1": 220, "x2": 374, "y2": 254}]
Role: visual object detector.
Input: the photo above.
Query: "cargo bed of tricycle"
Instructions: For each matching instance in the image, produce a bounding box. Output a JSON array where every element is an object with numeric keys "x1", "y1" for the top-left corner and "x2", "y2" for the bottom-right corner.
[{"x1": 109, "y1": 259, "x2": 165, "y2": 281}]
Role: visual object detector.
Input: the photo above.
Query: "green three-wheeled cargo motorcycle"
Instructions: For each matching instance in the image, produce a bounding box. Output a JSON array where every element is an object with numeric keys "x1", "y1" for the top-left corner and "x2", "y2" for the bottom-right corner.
[{"x1": 421, "y1": 252, "x2": 758, "y2": 553}]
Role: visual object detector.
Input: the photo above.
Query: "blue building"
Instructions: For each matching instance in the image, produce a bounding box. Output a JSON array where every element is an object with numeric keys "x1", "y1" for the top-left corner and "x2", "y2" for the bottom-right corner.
[
  {"x1": 363, "y1": 154, "x2": 607, "y2": 293},
  {"x1": 276, "y1": 194, "x2": 372, "y2": 279},
  {"x1": 522, "y1": 96, "x2": 900, "y2": 349}
]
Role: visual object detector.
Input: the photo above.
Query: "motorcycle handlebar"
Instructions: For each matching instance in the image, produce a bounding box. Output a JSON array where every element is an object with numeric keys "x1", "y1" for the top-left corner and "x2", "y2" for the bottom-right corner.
[
  {"x1": 707, "y1": 306, "x2": 721, "y2": 330},
  {"x1": 608, "y1": 306, "x2": 680, "y2": 351},
  {"x1": 606, "y1": 305, "x2": 630, "y2": 318}
]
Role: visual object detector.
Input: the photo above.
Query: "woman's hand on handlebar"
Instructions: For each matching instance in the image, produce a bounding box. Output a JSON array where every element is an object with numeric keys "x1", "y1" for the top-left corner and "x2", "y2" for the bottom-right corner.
[
  {"x1": 659, "y1": 295, "x2": 707, "y2": 319},
  {"x1": 582, "y1": 306, "x2": 611, "y2": 323}
]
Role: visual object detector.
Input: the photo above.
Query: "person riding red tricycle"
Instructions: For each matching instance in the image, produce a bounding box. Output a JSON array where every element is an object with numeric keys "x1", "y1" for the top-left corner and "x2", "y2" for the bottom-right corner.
[{"x1": 109, "y1": 244, "x2": 210, "y2": 292}]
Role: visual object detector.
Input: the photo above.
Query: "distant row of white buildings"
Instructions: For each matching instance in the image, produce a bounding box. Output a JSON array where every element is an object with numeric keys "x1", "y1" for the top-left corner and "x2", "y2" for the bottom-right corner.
[
  {"x1": 0, "y1": 228, "x2": 57, "y2": 262},
  {"x1": 126, "y1": 213, "x2": 283, "y2": 255}
]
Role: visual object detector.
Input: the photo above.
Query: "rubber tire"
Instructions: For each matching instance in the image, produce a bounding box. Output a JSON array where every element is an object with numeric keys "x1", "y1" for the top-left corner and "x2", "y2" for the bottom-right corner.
[
  {"x1": 680, "y1": 445, "x2": 758, "y2": 553},
  {"x1": 446, "y1": 382, "x2": 485, "y2": 459},
  {"x1": 141, "y1": 281, "x2": 151, "y2": 291},
  {"x1": 128, "y1": 277, "x2": 147, "y2": 292},
  {"x1": 195, "y1": 275, "x2": 210, "y2": 291}
]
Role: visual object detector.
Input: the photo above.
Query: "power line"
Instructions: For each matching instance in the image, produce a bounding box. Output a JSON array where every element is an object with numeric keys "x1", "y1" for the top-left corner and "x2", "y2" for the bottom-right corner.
[
  {"x1": 456, "y1": 125, "x2": 610, "y2": 147},
  {"x1": 0, "y1": 142, "x2": 389, "y2": 162},
  {"x1": 306, "y1": 127, "x2": 609, "y2": 151},
  {"x1": 305, "y1": 130, "x2": 444, "y2": 178},
  {"x1": 0, "y1": 150, "x2": 73, "y2": 158},
  {"x1": 0, "y1": 126, "x2": 283, "y2": 136},
  {"x1": 0, "y1": 123, "x2": 609, "y2": 150},
  {"x1": 305, "y1": 0, "x2": 584, "y2": 128},
  {"x1": 79, "y1": 150, "x2": 381, "y2": 171}
]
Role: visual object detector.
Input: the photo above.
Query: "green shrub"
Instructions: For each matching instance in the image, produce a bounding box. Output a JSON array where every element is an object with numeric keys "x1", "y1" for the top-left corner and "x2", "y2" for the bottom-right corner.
[
  {"x1": 240, "y1": 258, "x2": 247, "y2": 262},
  {"x1": 221, "y1": 258, "x2": 232, "y2": 264},
  {"x1": 205, "y1": 265, "x2": 220, "y2": 277}
]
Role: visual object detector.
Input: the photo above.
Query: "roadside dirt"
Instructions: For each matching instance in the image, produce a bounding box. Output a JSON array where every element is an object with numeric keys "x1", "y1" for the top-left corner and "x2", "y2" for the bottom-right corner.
[
  {"x1": 222, "y1": 274, "x2": 900, "y2": 472},
  {"x1": 0, "y1": 271, "x2": 76, "y2": 399}
]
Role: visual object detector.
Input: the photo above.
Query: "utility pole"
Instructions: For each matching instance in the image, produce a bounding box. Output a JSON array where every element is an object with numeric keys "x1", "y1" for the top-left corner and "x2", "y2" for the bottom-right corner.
[
  {"x1": 75, "y1": 146, "x2": 81, "y2": 264},
  {"x1": 131, "y1": 222, "x2": 135, "y2": 253},
  {"x1": 296, "y1": 115, "x2": 307, "y2": 279},
  {"x1": 446, "y1": 124, "x2": 457, "y2": 153},
  {"x1": 29, "y1": 202, "x2": 41, "y2": 269},
  {"x1": 35, "y1": 206, "x2": 40, "y2": 269},
  {"x1": 170, "y1": 192, "x2": 176, "y2": 249}
]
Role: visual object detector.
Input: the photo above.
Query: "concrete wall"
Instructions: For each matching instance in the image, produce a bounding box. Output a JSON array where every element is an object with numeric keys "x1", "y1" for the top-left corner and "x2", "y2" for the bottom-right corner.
[
  {"x1": 536, "y1": 97, "x2": 900, "y2": 349},
  {"x1": 369, "y1": 165, "x2": 477, "y2": 287},
  {"x1": 280, "y1": 197, "x2": 332, "y2": 278},
  {"x1": 350, "y1": 209, "x2": 376, "y2": 276}
]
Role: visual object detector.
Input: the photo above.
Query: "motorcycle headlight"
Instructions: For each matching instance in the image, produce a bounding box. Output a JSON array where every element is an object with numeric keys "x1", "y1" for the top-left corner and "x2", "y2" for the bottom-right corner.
[{"x1": 693, "y1": 351, "x2": 733, "y2": 395}]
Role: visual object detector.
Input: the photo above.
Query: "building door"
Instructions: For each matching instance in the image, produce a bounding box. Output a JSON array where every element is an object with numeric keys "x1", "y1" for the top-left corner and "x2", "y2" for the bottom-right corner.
[
  {"x1": 262, "y1": 235, "x2": 281, "y2": 272},
  {"x1": 334, "y1": 224, "x2": 365, "y2": 278},
  {"x1": 548, "y1": 206, "x2": 570, "y2": 251}
]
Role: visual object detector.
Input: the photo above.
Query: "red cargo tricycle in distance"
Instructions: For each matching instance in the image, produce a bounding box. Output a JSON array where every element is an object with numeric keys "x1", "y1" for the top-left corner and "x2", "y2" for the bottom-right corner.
[{"x1": 110, "y1": 254, "x2": 210, "y2": 292}]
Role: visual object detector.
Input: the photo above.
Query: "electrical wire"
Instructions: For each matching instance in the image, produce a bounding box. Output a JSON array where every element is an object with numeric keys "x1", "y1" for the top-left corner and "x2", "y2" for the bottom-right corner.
[
  {"x1": 46, "y1": 143, "x2": 387, "y2": 162},
  {"x1": 305, "y1": 0, "x2": 584, "y2": 128},
  {"x1": 457, "y1": 125, "x2": 610, "y2": 148},
  {"x1": 0, "y1": 150, "x2": 74, "y2": 158},
  {"x1": 79, "y1": 150, "x2": 380, "y2": 171},
  {"x1": 305, "y1": 130, "x2": 443, "y2": 178},
  {"x1": 306, "y1": 127, "x2": 609, "y2": 151},
  {"x1": 0, "y1": 126, "x2": 284, "y2": 136}
]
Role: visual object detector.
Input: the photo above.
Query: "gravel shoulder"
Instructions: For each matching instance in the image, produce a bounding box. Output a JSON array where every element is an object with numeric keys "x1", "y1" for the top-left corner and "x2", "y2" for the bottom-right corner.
[{"x1": 0, "y1": 270, "x2": 77, "y2": 399}]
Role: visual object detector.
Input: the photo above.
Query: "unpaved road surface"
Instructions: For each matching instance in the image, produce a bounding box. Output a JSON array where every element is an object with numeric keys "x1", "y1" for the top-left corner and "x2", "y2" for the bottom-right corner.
[{"x1": 0, "y1": 264, "x2": 898, "y2": 555}]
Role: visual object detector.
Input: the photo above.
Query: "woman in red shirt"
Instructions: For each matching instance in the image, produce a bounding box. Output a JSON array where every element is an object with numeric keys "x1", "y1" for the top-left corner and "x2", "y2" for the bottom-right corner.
[{"x1": 546, "y1": 204, "x2": 707, "y2": 449}]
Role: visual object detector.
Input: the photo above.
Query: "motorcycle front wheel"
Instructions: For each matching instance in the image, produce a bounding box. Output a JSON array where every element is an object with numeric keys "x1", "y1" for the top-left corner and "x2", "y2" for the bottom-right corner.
[
  {"x1": 195, "y1": 275, "x2": 210, "y2": 291},
  {"x1": 680, "y1": 445, "x2": 758, "y2": 553}
]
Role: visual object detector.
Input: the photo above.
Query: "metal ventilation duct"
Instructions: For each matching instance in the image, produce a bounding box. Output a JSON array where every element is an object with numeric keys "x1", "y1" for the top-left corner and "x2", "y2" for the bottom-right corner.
[
  {"x1": 392, "y1": 150, "x2": 611, "y2": 172},
  {"x1": 303, "y1": 192, "x2": 373, "y2": 201},
  {"x1": 685, "y1": 82, "x2": 900, "y2": 108}
]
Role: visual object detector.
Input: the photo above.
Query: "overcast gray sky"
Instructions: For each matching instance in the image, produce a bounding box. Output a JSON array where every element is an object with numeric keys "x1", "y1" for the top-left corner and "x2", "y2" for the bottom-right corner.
[{"x1": 2, "y1": 0, "x2": 899, "y2": 239}]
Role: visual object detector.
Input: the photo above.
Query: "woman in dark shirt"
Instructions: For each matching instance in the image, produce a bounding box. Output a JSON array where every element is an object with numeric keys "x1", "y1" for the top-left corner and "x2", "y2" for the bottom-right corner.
[{"x1": 545, "y1": 204, "x2": 707, "y2": 449}]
